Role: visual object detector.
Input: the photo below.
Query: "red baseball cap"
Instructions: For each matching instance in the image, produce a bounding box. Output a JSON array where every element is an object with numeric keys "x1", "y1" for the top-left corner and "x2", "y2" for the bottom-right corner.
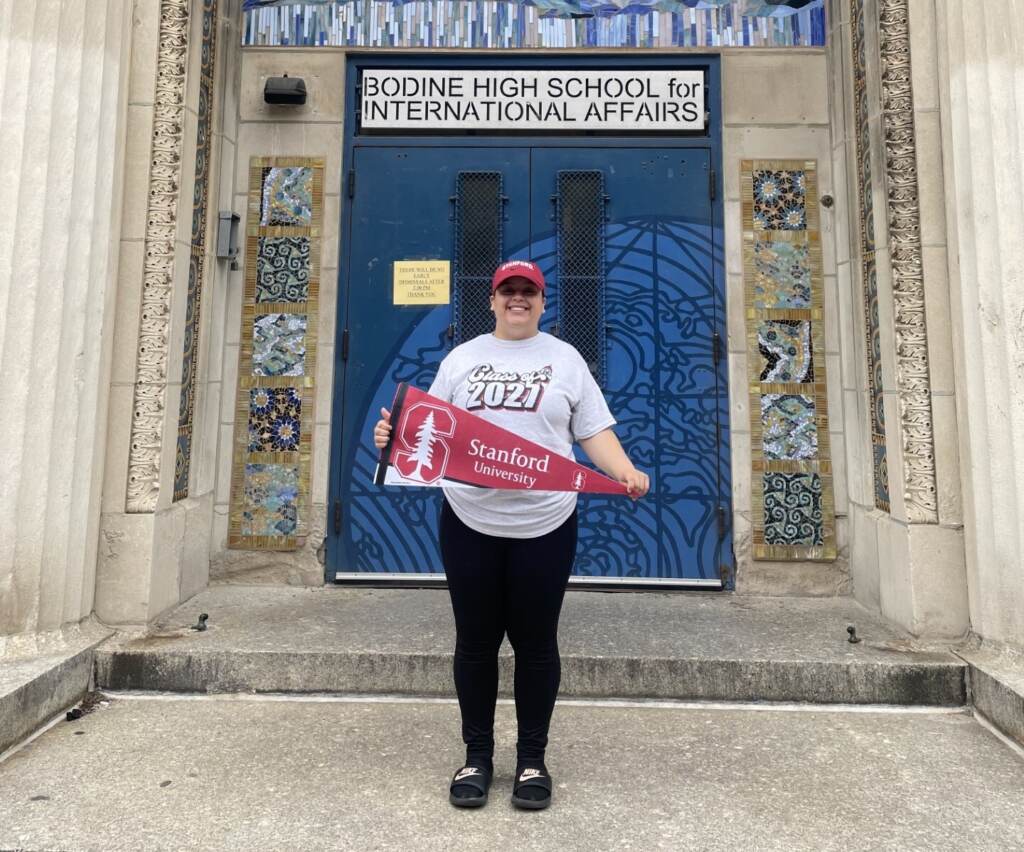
[{"x1": 491, "y1": 260, "x2": 546, "y2": 292}]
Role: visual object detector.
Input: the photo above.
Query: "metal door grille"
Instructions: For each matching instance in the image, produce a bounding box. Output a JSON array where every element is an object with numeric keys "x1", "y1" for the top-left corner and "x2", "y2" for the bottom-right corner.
[
  {"x1": 453, "y1": 172, "x2": 503, "y2": 345},
  {"x1": 556, "y1": 170, "x2": 607, "y2": 384}
]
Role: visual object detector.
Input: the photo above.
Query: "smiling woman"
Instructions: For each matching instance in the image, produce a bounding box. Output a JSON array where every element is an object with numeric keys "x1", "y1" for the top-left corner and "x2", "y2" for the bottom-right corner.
[
  {"x1": 491, "y1": 276, "x2": 544, "y2": 340},
  {"x1": 371, "y1": 258, "x2": 649, "y2": 810}
]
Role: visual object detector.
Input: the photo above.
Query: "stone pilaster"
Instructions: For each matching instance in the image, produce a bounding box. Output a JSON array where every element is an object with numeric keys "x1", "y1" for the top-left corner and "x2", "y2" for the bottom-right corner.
[
  {"x1": 95, "y1": 0, "x2": 225, "y2": 625},
  {"x1": 936, "y1": 0, "x2": 1024, "y2": 648},
  {"x1": 831, "y1": 0, "x2": 968, "y2": 636},
  {"x1": 0, "y1": 0, "x2": 132, "y2": 637}
]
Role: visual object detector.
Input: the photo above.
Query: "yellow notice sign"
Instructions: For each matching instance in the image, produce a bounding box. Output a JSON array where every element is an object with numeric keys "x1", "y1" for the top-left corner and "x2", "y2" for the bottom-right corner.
[{"x1": 393, "y1": 260, "x2": 451, "y2": 305}]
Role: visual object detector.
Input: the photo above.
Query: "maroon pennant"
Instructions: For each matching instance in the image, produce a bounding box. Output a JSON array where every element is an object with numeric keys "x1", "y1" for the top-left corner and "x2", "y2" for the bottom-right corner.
[{"x1": 375, "y1": 383, "x2": 629, "y2": 495}]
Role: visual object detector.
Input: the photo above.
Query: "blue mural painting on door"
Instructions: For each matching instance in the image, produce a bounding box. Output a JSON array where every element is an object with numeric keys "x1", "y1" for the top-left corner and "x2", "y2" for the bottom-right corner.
[{"x1": 331, "y1": 142, "x2": 730, "y2": 584}]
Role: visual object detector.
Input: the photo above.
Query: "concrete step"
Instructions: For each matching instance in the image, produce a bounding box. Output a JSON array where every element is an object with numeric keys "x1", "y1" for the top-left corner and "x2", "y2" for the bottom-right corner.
[
  {"x1": 94, "y1": 586, "x2": 967, "y2": 706},
  {"x1": 1, "y1": 622, "x2": 113, "y2": 756},
  {"x1": 3, "y1": 694, "x2": 1024, "y2": 851}
]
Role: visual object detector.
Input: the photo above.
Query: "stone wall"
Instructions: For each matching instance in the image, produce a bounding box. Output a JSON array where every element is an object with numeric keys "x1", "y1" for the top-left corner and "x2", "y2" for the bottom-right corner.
[
  {"x1": 208, "y1": 48, "x2": 342, "y2": 583},
  {"x1": 723, "y1": 50, "x2": 850, "y2": 595}
]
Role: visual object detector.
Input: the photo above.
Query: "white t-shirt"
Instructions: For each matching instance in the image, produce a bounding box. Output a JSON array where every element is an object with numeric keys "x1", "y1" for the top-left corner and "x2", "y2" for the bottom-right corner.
[{"x1": 428, "y1": 331, "x2": 616, "y2": 539}]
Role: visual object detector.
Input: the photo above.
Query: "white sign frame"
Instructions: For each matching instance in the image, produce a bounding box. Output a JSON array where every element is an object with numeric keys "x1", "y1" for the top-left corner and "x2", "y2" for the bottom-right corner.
[{"x1": 360, "y1": 69, "x2": 705, "y2": 133}]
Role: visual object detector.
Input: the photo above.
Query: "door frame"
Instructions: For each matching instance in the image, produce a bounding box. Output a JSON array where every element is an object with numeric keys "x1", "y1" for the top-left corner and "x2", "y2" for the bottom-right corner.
[{"x1": 327, "y1": 53, "x2": 730, "y2": 588}]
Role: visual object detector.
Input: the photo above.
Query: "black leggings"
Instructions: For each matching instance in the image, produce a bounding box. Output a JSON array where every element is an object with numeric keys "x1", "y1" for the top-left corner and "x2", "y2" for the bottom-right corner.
[{"x1": 440, "y1": 500, "x2": 577, "y2": 766}]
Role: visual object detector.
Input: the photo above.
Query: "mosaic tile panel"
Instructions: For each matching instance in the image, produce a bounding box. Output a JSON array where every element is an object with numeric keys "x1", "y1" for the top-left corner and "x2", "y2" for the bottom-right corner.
[
  {"x1": 852, "y1": 0, "x2": 889, "y2": 512},
  {"x1": 242, "y1": 0, "x2": 827, "y2": 48},
  {"x1": 261, "y1": 167, "x2": 313, "y2": 226},
  {"x1": 758, "y1": 320, "x2": 813, "y2": 383},
  {"x1": 241, "y1": 463, "x2": 300, "y2": 537},
  {"x1": 256, "y1": 236, "x2": 311, "y2": 303},
  {"x1": 248, "y1": 387, "x2": 302, "y2": 452},
  {"x1": 753, "y1": 237, "x2": 811, "y2": 309},
  {"x1": 253, "y1": 313, "x2": 307, "y2": 377},
  {"x1": 873, "y1": 440, "x2": 889, "y2": 509},
  {"x1": 230, "y1": 157, "x2": 323, "y2": 551},
  {"x1": 174, "y1": 0, "x2": 219, "y2": 501},
  {"x1": 752, "y1": 168, "x2": 807, "y2": 231},
  {"x1": 763, "y1": 472, "x2": 823, "y2": 546},
  {"x1": 742, "y1": 159, "x2": 835, "y2": 561},
  {"x1": 761, "y1": 394, "x2": 817, "y2": 461},
  {"x1": 866, "y1": 259, "x2": 885, "y2": 438}
]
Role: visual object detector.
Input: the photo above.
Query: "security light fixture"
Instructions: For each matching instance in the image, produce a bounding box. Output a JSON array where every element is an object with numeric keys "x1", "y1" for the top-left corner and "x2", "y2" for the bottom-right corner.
[{"x1": 264, "y1": 74, "x2": 307, "y2": 106}]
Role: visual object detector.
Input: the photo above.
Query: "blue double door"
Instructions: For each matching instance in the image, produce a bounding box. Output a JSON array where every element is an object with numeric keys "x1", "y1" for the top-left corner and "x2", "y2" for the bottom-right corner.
[{"x1": 329, "y1": 144, "x2": 731, "y2": 585}]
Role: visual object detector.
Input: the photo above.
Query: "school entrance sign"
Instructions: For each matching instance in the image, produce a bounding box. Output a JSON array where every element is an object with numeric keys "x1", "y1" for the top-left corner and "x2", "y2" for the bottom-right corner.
[
  {"x1": 359, "y1": 69, "x2": 705, "y2": 132},
  {"x1": 375, "y1": 384, "x2": 630, "y2": 495}
]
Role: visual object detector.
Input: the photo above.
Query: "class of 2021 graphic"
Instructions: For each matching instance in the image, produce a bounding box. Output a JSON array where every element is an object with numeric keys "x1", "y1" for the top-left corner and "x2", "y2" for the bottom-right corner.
[{"x1": 464, "y1": 364, "x2": 553, "y2": 412}]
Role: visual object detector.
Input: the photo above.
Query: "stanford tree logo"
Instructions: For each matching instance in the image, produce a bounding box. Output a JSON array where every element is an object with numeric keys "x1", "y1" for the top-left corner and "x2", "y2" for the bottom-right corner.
[{"x1": 393, "y1": 402, "x2": 456, "y2": 484}]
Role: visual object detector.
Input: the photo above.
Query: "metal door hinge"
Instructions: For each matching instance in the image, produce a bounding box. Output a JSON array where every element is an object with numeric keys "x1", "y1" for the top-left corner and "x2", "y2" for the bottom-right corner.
[
  {"x1": 333, "y1": 500, "x2": 342, "y2": 535},
  {"x1": 342, "y1": 328, "x2": 350, "y2": 361},
  {"x1": 709, "y1": 169, "x2": 717, "y2": 201},
  {"x1": 446, "y1": 323, "x2": 455, "y2": 340},
  {"x1": 712, "y1": 331, "x2": 722, "y2": 366},
  {"x1": 716, "y1": 505, "x2": 727, "y2": 540},
  {"x1": 347, "y1": 169, "x2": 356, "y2": 199}
]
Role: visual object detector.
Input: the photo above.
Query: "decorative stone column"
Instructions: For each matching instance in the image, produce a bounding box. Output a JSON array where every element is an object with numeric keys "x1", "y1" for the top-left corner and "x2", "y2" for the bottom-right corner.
[
  {"x1": 94, "y1": 0, "x2": 231, "y2": 625},
  {"x1": 0, "y1": 0, "x2": 132, "y2": 636},
  {"x1": 830, "y1": 0, "x2": 969, "y2": 636},
  {"x1": 936, "y1": 0, "x2": 1024, "y2": 648}
]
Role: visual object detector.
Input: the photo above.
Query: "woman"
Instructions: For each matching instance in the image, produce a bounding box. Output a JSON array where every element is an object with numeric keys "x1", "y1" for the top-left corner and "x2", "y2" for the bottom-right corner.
[{"x1": 374, "y1": 259, "x2": 649, "y2": 810}]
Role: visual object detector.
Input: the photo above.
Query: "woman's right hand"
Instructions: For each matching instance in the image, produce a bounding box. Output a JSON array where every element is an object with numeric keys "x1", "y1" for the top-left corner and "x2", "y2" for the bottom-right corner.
[{"x1": 373, "y1": 407, "x2": 392, "y2": 449}]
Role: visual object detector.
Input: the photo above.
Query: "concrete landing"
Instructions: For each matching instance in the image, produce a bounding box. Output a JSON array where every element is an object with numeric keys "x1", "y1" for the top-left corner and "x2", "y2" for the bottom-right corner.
[
  {"x1": 2, "y1": 695, "x2": 1022, "y2": 852},
  {"x1": 95, "y1": 586, "x2": 967, "y2": 705}
]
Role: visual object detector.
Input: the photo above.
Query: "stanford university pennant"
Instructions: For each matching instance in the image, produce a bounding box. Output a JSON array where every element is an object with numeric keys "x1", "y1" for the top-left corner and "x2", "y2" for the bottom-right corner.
[{"x1": 374, "y1": 384, "x2": 628, "y2": 495}]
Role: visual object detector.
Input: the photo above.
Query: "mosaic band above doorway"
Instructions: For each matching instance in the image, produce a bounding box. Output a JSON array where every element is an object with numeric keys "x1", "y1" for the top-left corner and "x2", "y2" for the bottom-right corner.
[
  {"x1": 242, "y1": 0, "x2": 826, "y2": 48},
  {"x1": 228, "y1": 157, "x2": 324, "y2": 550},
  {"x1": 742, "y1": 159, "x2": 836, "y2": 561}
]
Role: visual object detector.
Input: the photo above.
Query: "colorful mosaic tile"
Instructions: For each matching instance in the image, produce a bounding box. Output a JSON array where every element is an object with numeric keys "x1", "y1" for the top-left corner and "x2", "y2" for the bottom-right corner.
[
  {"x1": 761, "y1": 394, "x2": 817, "y2": 461},
  {"x1": 173, "y1": 0, "x2": 219, "y2": 501},
  {"x1": 853, "y1": 0, "x2": 875, "y2": 252},
  {"x1": 253, "y1": 313, "x2": 307, "y2": 376},
  {"x1": 256, "y1": 236, "x2": 310, "y2": 303},
  {"x1": 873, "y1": 441, "x2": 890, "y2": 510},
  {"x1": 231, "y1": 156, "x2": 323, "y2": 551},
  {"x1": 758, "y1": 320, "x2": 813, "y2": 383},
  {"x1": 753, "y1": 238, "x2": 811, "y2": 309},
  {"x1": 261, "y1": 167, "x2": 313, "y2": 226},
  {"x1": 174, "y1": 433, "x2": 191, "y2": 492},
  {"x1": 242, "y1": 0, "x2": 827, "y2": 48},
  {"x1": 752, "y1": 169, "x2": 806, "y2": 231},
  {"x1": 241, "y1": 463, "x2": 299, "y2": 537},
  {"x1": 743, "y1": 159, "x2": 834, "y2": 560},
  {"x1": 248, "y1": 387, "x2": 302, "y2": 452},
  {"x1": 763, "y1": 471, "x2": 823, "y2": 546},
  {"x1": 852, "y1": 0, "x2": 888, "y2": 513}
]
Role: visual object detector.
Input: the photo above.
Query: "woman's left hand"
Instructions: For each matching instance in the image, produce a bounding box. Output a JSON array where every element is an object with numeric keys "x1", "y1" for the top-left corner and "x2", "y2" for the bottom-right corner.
[{"x1": 619, "y1": 467, "x2": 650, "y2": 501}]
